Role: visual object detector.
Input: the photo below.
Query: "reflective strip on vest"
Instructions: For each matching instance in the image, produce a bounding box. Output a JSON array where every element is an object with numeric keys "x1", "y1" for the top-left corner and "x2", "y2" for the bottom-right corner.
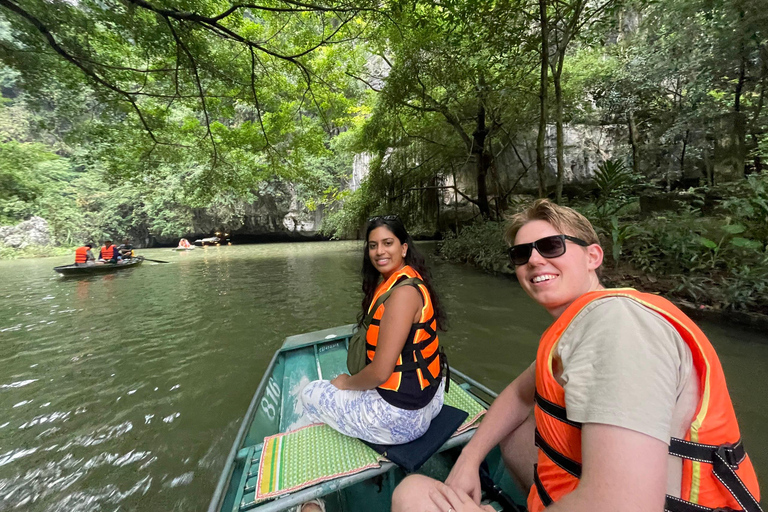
[
  {"x1": 365, "y1": 265, "x2": 441, "y2": 391},
  {"x1": 529, "y1": 289, "x2": 762, "y2": 512}
]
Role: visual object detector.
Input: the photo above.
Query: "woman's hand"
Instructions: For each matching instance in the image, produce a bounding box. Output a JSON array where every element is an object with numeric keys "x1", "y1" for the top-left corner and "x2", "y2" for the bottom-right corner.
[
  {"x1": 330, "y1": 373, "x2": 351, "y2": 390},
  {"x1": 444, "y1": 452, "x2": 483, "y2": 504},
  {"x1": 429, "y1": 482, "x2": 494, "y2": 512}
]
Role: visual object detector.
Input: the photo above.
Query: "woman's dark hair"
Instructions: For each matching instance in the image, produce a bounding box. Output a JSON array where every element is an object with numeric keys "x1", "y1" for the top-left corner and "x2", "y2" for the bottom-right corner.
[{"x1": 359, "y1": 216, "x2": 447, "y2": 331}]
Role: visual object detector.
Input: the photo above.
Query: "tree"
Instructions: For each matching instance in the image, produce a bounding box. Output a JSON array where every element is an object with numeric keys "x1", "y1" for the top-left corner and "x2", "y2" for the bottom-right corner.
[
  {"x1": 0, "y1": 0, "x2": 370, "y2": 193},
  {"x1": 352, "y1": 0, "x2": 540, "y2": 220},
  {"x1": 547, "y1": 0, "x2": 616, "y2": 202}
]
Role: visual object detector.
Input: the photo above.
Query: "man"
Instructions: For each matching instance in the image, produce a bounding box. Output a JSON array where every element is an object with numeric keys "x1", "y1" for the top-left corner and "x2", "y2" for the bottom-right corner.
[
  {"x1": 392, "y1": 199, "x2": 761, "y2": 512},
  {"x1": 117, "y1": 239, "x2": 134, "y2": 260},
  {"x1": 74, "y1": 243, "x2": 95, "y2": 266},
  {"x1": 99, "y1": 239, "x2": 120, "y2": 263}
]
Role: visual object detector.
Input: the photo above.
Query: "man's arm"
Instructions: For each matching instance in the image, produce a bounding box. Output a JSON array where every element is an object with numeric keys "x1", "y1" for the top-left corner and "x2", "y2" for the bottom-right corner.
[
  {"x1": 444, "y1": 362, "x2": 536, "y2": 503},
  {"x1": 546, "y1": 423, "x2": 668, "y2": 512}
]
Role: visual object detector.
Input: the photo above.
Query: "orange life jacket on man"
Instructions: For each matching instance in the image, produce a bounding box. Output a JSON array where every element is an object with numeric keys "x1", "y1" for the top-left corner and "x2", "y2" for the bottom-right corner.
[
  {"x1": 365, "y1": 265, "x2": 442, "y2": 409},
  {"x1": 75, "y1": 246, "x2": 90, "y2": 264},
  {"x1": 530, "y1": 289, "x2": 762, "y2": 512},
  {"x1": 100, "y1": 245, "x2": 116, "y2": 260}
]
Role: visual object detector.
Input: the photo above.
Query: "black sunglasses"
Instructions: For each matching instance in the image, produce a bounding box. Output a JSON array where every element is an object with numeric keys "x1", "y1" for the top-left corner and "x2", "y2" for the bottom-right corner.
[
  {"x1": 508, "y1": 234, "x2": 590, "y2": 266},
  {"x1": 367, "y1": 214, "x2": 400, "y2": 223}
]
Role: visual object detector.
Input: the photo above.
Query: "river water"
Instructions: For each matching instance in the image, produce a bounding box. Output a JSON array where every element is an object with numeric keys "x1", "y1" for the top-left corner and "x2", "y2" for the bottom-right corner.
[{"x1": 0, "y1": 242, "x2": 765, "y2": 510}]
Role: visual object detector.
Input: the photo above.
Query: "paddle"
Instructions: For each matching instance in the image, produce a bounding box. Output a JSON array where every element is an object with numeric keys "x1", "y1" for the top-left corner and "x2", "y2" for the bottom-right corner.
[{"x1": 139, "y1": 257, "x2": 170, "y2": 264}]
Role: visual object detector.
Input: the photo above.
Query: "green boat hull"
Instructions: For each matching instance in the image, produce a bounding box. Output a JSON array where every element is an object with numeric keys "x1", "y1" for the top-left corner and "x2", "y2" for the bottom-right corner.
[{"x1": 208, "y1": 325, "x2": 526, "y2": 512}]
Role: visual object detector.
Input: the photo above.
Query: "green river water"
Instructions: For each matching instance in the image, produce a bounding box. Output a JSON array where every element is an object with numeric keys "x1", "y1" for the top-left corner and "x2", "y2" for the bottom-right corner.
[{"x1": 0, "y1": 242, "x2": 765, "y2": 510}]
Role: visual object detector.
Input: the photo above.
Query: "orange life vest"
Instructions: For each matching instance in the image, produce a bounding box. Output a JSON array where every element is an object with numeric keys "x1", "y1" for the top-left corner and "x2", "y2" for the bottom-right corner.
[
  {"x1": 530, "y1": 289, "x2": 762, "y2": 512},
  {"x1": 100, "y1": 245, "x2": 116, "y2": 260},
  {"x1": 75, "y1": 246, "x2": 90, "y2": 263},
  {"x1": 365, "y1": 265, "x2": 442, "y2": 394}
]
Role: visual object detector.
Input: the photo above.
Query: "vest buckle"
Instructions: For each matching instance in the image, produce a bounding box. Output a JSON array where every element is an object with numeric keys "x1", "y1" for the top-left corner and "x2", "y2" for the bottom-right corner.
[{"x1": 716, "y1": 443, "x2": 740, "y2": 468}]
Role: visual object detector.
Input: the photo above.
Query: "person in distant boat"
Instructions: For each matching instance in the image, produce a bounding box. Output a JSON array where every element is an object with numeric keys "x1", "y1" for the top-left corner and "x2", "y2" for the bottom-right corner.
[
  {"x1": 74, "y1": 243, "x2": 95, "y2": 266},
  {"x1": 117, "y1": 239, "x2": 134, "y2": 259},
  {"x1": 99, "y1": 239, "x2": 120, "y2": 263},
  {"x1": 177, "y1": 238, "x2": 191, "y2": 249},
  {"x1": 299, "y1": 215, "x2": 448, "y2": 445},
  {"x1": 392, "y1": 200, "x2": 762, "y2": 512}
]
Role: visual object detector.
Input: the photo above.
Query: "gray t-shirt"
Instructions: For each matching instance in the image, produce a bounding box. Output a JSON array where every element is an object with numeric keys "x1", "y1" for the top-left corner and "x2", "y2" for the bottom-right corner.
[{"x1": 554, "y1": 296, "x2": 699, "y2": 497}]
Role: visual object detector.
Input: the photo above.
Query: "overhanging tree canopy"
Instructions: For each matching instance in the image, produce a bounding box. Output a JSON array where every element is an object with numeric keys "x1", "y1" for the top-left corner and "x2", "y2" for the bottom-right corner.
[{"x1": 0, "y1": 0, "x2": 371, "y2": 193}]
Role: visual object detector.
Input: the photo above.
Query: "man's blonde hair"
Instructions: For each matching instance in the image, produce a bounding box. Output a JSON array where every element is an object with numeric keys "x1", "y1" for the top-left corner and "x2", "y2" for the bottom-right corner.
[{"x1": 504, "y1": 199, "x2": 600, "y2": 247}]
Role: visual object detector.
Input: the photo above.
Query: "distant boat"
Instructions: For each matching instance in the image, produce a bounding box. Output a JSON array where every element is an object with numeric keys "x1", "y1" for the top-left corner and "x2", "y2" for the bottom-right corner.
[
  {"x1": 194, "y1": 236, "x2": 221, "y2": 246},
  {"x1": 207, "y1": 324, "x2": 525, "y2": 512},
  {"x1": 54, "y1": 257, "x2": 144, "y2": 276},
  {"x1": 171, "y1": 246, "x2": 196, "y2": 251}
]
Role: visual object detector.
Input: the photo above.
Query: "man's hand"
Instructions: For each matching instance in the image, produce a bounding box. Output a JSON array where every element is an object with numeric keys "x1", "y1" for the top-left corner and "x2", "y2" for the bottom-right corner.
[
  {"x1": 330, "y1": 373, "x2": 351, "y2": 390},
  {"x1": 429, "y1": 482, "x2": 495, "y2": 512},
  {"x1": 444, "y1": 452, "x2": 483, "y2": 504}
]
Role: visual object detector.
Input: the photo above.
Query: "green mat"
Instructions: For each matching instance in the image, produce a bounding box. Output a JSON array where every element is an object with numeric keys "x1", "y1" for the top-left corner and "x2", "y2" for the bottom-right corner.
[
  {"x1": 444, "y1": 382, "x2": 486, "y2": 435},
  {"x1": 255, "y1": 382, "x2": 486, "y2": 501}
]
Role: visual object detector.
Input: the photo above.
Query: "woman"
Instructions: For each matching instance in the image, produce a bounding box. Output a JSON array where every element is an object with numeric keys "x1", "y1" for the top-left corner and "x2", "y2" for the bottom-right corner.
[{"x1": 300, "y1": 215, "x2": 448, "y2": 445}]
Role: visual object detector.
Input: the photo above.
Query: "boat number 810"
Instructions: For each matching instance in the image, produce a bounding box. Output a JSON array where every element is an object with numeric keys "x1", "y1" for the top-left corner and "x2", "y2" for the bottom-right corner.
[{"x1": 260, "y1": 378, "x2": 281, "y2": 421}]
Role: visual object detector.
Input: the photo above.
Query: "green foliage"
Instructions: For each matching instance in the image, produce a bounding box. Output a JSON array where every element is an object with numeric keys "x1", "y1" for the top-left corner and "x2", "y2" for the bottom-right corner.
[
  {"x1": 609, "y1": 216, "x2": 637, "y2": 264},
  {"x1": 715, "y1": 173, "x2": 768, "y2": 244},
  {"x1": 593, "y1": 158, "x2": 637, "y2": 219},
  {"x1": 320, "y1": 185, "x2": 369, "y2": 239},
  {"x1": 0, "y1": 1, "x2": 369, "y2": 197},
  {"x1": 615, "y1": 203, "x2": 767, "y2": 312},
  {"x1": 0, "y1": 244, "x2": 73, "y2": 260},
  {"x1": 439, "y1": 222, "x2": 509, "y2": 274}
]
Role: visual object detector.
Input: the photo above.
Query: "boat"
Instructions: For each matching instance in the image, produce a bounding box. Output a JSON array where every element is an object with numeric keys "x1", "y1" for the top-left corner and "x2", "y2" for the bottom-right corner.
[
  {"x1": 195, "y1": 236, "x2": 221, "y2": 246},
  {"x1": 171, "y1": 246, "x2": 196, "y2": 251},
  {"x1": 53, "y1": 257, "x2": 144, "y2": 276},
  {"x1": 207, "y1": 324, "x2": 526, "y2": 512}
]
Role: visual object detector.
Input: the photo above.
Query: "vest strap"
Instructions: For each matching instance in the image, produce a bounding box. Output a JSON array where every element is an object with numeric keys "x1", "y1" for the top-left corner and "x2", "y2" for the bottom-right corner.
[
  {"x1": 534, "y1": 429, "x2": 582, "y2": 478},
  {"x1": 665, "y1": 494, "x2": 747, "y2": 512},
  {"x1": 669, "y1": 437, "x2": 762, "y2": 512},
  {"x1": 535, "y1": 392, "x2": 582, "y2": 429},
  {"x1": 711, "y1": 445, "x2": 763, "y2": 512},
  {"x1": 533, "y1": 464, "x2": 554, "y2": 507},
  {"x1": 669, "y1": 438, "x2": 745, "y2": 468}
]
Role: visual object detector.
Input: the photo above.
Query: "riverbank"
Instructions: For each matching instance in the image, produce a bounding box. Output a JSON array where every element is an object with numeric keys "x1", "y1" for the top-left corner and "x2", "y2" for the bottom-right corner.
[
  {"x1": 437, "y1": 221, "x2": 768, "y2": 334},
  {"x1": 0, "y1": 245, "x2": 74, "y2": 260}
]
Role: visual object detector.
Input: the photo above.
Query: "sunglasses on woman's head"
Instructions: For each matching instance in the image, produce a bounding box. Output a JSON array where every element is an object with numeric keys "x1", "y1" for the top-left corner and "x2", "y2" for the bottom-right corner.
[
  {"x1": 508, "y1": 234, "x2": 590, "y2": 266},
  {"x1": 367, "y1": 214, "x2": 400, "y2": 223}
]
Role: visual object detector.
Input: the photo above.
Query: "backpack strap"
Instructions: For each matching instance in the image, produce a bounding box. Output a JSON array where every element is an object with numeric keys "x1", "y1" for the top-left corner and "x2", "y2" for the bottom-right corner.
[{"x1": 362, "y1": 277, "x2": 424, "y2": 329}]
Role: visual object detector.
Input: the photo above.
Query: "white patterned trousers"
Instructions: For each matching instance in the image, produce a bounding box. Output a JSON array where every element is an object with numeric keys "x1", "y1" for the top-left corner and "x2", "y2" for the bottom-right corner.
[{"x1": 299, "y1": 379, "x2": 445, "y2": 445}]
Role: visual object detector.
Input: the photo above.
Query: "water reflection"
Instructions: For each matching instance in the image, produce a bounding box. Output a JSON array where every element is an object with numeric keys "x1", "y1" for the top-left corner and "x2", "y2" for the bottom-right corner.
[{"x1": 0, "y1": 243, "x2": 765, "y2": 510}]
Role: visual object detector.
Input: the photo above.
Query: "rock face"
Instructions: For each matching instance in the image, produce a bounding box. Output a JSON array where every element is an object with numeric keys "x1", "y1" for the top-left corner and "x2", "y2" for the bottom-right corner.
[
  {"x1": 0, "y1": 216, "x2": 51, "y2": 248},
  {"x1": 492, "y1": 124, "x2": 626, "y2": 194},
  {"x1": 151, "y1": 182, "x2": 326, "y2": 245}
]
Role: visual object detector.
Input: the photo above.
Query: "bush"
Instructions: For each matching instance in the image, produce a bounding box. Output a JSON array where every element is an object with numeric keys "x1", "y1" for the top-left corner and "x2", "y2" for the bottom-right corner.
[
  {"x1": 0, "y1": 245, "x2": 74, "y2": 260},
  {"x1": 439, "y1": 222, "x2": 510, "y2": 273}
]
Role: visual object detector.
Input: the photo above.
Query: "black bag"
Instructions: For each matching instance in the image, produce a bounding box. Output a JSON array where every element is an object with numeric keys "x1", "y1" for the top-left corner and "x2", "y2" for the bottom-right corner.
[{"x1": 346, "y1": 277, "x2": 423, "y2": 374}]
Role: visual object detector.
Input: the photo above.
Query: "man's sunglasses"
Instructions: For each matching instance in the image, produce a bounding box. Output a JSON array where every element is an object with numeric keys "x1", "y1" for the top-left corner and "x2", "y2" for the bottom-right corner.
[
  {"x1": 367, "y1": 214, "x2": 400, "y2": 223},
  {"x1": 508, "y1": 234, "x2": 590, "y2": 266}
]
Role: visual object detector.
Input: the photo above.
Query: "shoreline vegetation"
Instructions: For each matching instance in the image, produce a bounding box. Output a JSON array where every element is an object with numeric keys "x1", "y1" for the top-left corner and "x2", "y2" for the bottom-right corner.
[
  {"x1": 437, "y1": 190, "x2": 768, "y2": 334},
  {"x1": 0, "y1": 245, "x2": 74, "y2": 260}
]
